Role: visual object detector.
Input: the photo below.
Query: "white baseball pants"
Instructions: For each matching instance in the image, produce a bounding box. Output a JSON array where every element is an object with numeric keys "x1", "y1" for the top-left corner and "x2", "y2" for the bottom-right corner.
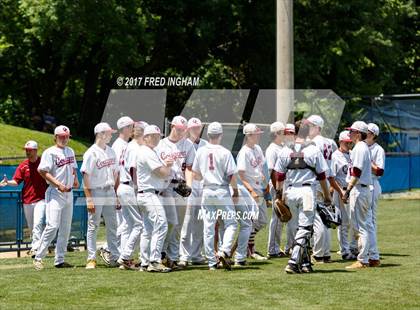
[{"x1": 23, "y1": 199, "x2": 46, "y2": 251}]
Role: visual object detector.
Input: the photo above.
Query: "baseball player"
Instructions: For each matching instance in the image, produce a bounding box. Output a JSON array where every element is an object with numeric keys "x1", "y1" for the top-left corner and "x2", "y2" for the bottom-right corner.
[
  {"x1": 192, "y1": 122, "x2": 238, "y2": 270},
  {"x1": 33, "y1": 125, "x2": 79, "y2": 270},
  {"x1": 265, "y1": 122, "x2": 288, "y2": 258},
  {"x1": 179, "y1": 117, "x2": 207, "y2": 266},
  {"x1": 98, "y1": 116, "x2": 134, "y2": 264},
  {"x1": 137, "y1": 125, "x2": 173, "y2": 272},
  {"x1": 306, "y1": 115, "x2": 342, "y2": 263},
  {"x1": 117, "y1": 121, "x2": 148, "y2": 270},
  {"x1": 155, "y1": 116, "x2": 196, "y2": 269},
  {"x1": 343, "y1": 121, "x2": 373, "y2": 269},
  {"x1": 274, "y1": 120, "x2": 331, "y2": 274},
  {"x1": 237, "y1": 123, "x2": 268, "y2": 260},
  {"x1": 81, "y1": 122, "x2": 120, "y2": 269},
  {"x1": 0, "y1": 141, "x2": 47, "y2": 257},
  {"x1": 331, "y1": 130, "x2": 356, "y2": 260},
  {"x1": 366, "y1": 123, "x2": 385, "y2": 267}
]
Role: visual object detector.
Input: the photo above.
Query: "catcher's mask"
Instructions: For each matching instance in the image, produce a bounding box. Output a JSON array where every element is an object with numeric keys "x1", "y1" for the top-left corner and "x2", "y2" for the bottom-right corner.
[{"x1": 316, "y1": 203, "x2": 341, "y2": 229}]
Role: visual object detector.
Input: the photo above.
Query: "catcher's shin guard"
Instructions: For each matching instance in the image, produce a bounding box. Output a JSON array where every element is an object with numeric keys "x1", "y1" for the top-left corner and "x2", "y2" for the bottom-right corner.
[{"x1": 289, "y1": 225, "x2": 313, "y2": 267}]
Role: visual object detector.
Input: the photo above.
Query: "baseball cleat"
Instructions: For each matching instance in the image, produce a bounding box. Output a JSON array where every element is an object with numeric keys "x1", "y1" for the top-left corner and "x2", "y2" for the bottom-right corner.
[
  {"x1": 301, "y1": 264, "x2": 314, "y2": 273},
  {"x1": 323, "y1": 256, "x2": 333, "y2": 263},
  {"x1": 208, "y1": 264, "x2": 218, "y2": 271},
  {"x1": 345, "y1": 261, "x2": 369, "y2": 269},
  {"x1": 55, "y1": 262, "x2": 74, "y2": 268},
  {"x1": 138, "y1": 265, "x2": 148, "y2": 272},
  {"x1": 147, "y1": 262, "x2": 171, "y2": 273},
  {"x1": 368, "y1": 259, "x2": 381, "y2": 267},
  {"x1": 33, "y1": 260, "x2": 44, "y2": 271},
  {"x1": 117, "y1": 258, "x2": 138, "y2": 271},
  {"x1": 311, "y1": 255, "x2": 324, "y2": 264},
  {"x1": 218, "y1": 252, "x2": 232, "y2": 271},
  {"x1": 108, "y1": 260, "x2": 120, "y2": 268},
  {"x1": 284, "y1": 263, "x2": 301, "y2": 274},
  {"x1": 98, "y1": 247, "x2": 111, "y2": 266},
  {"x1": 191, "y1": 260, "x2": 207, "y2": 266},
  {"x1": 234, "y1": 261, "x2": 248, "y2": 267},
  {"x1": 251, "y1": 251, "x2": 268, "y2": 261},
  {"x1": 267, "y1": 251, "x2": 288, "y2": 259},
  {"x1": 342, "y1": 253, "x2": 357, "y2": 261},
  {"x1": 86, "y1": 259, "x2": 97, "y2": 269},
  {"x1": 178, "y1": 260, "x2": 189, "y2": 268}
]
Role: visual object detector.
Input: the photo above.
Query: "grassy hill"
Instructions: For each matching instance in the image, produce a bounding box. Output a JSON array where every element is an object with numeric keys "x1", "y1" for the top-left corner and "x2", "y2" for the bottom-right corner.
[{"x1": 0, "y1": 123, "x2": 90, "y2": 164}]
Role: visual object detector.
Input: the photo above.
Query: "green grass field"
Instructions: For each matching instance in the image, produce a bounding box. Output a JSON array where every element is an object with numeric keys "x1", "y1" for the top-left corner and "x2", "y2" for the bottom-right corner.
[
  {"x1": 0, "y1": 123, "x2": 89, "y2": 164},
  {"x1": 0, "y1": 199, "x2": 419, "y2": 309}
]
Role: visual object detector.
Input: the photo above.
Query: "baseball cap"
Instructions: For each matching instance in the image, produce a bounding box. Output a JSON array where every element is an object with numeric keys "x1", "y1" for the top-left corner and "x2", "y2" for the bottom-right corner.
[
  {"x1": 305, "y1": 115, "x2": 324, "y2": 128},
  {"x1": 284, "y1": 123, "x2": 295, "y2": 134},
  {"x1": 339, "y1": 130, "x2": 352, "y2": 142},
  {"x1": 135, "y1": 121, "x2": 149, "y2": 129},
  {"x1": 243, "y1": 124, "x2": 263, "y2": 135},
  {"x1": 144, "y1": 125, "x2": 163, "y2": 136},
  {"x1": 54, "y1": 125, "x2": 71, "y2": 136},
  {"x1": 23, "y1": 140, "x2": 38, "y2": 150},
  {"x1": 94, "y1": 122, "x2": 117, "y2": 134},
  {"x1": 368, "y1": 123, "x2": 380, "y2": 136},
  {"x1": 270, "y1": 121, "x2": 285, "y2": 133},
  {"x1": 207, "y1": 122, "x2": 223, "y2": 135},
  {"x1": 117, "y1": 116, "x2": 134, "y2": 129},
  {"x1": 187, "y1": 117, "x2": 202, "y2": 129},
  {"x1": 346, "y1": 121, "x2": 368, "y2": 134},
  {"x1": 171, "y1": 116, "x2": 188, "y2": 129}
]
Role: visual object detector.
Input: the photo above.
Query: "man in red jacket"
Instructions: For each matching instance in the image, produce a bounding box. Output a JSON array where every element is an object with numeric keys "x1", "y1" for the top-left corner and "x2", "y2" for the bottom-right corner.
[{"x1": 0, "y1": 141, "x2": 48, "y2": 257}]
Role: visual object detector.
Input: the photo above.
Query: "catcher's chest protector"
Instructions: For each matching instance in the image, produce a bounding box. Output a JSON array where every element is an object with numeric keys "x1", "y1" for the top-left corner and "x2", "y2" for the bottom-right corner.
[{"x1": 286, "y1": 143, "x2": 315, "y2": 171}]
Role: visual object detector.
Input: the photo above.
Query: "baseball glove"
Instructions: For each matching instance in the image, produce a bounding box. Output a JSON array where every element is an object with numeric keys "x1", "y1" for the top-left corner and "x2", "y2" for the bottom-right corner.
[
  {"x1": 173, "y1": 181, "x2": 192, "y2": 197},
  {"x1": 274, "y1": 199, "x2": 292, "y2": 222}
]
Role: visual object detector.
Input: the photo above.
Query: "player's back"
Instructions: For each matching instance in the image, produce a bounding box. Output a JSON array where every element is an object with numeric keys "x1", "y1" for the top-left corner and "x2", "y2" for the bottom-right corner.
[{"x1": 194, "y1": 144, "x2": 236, "y2": 187}]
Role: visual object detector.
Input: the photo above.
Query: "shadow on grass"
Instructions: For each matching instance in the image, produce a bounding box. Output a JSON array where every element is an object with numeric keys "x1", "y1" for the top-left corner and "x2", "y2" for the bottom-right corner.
[
  {"x1": 311, "y1": 269, "x2": 351, "y2": 273},
  {"x1": 380, "y1": 253, "x2": 409, "y2": 257},
  {"x1": 377, "y1": 263, "x2": 401, "y2": 268}
]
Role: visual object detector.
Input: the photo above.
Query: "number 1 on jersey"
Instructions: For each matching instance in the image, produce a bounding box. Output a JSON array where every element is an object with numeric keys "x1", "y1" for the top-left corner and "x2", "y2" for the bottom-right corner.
[{"x1": 208, "y1": 153, "x2": 215, "y2": 171}]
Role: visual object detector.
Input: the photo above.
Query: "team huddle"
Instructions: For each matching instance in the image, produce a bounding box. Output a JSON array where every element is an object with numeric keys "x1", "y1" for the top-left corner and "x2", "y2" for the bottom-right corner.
[{"x1": 1, "y1": 114, "x2": 385, "y2": 273}]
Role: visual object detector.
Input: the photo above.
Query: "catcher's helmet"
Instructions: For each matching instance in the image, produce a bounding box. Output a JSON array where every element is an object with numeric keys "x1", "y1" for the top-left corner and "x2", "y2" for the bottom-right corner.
[{"x1": 316, "y1": 203, "x2": 341, "y2": 229}]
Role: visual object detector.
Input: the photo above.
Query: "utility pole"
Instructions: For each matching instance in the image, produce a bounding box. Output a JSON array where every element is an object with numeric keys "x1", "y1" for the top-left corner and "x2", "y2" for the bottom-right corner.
[{"x1": 276, "y1": 0, "x2": 294, "y2": 123}]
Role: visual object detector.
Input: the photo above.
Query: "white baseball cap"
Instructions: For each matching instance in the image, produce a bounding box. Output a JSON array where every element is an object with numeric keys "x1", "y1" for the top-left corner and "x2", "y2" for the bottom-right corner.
[
  {"x1": 54, "y1": 125, "x2": 71, "y2": 136},
  {"x1": 187, "y1": 117, "x2": 202, "y2": 129},
  {"x1": 117, "y1": 116, "x2": 135, "y2": 129},
  {"x1": 171, "y1": 116, "x2": 188, "y2": 129},
  {"x1": 339, "y1": 130, "x2": 352, "y2": 142},
  {"x1": 346, "y1": 121, "x2": 368, "y2": 134},
  {"x1": 144, "y1": 125, "x2": 163, "y2": 136},
  {"x1": 23, "y1": 140, "x2": 38, "y2": 150},
  {"x1": 135, "y1": 121, "x2": 149, "y2": 129},
  {"x1": 284, "y1": 123, "x2": 295, "y2": 134},
  {"x1": 243, "y1": 123, "x2": 263, "y2": 135},
  {"x1": 207, "y1": 122, "x2": 223, "y2": 135},
  {"x1": 305, "y1": 115, "x2": 324, "y2": 128},
  {"x1": 270, "y1": 121, "x2": 285, "y2": 133},
  {"x1": 368, "y1": 123, "x2": 380, "y2": 136},
  {"x1": 94, "y1": 122, "x2": 117, "y2": 134}
]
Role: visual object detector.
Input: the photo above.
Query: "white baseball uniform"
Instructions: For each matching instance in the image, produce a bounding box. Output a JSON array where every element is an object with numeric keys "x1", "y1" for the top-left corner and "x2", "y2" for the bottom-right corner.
[
  {"x1": 179, "y1": 138, "x2": 207, "y2": 263},
  {"x1": 237, "y1": 144, "x2": 268, "y2": 253},
  {"x1": 35, "y1": 146, "x2": 77, "y2": 265},
  {"x1": 137, "y1": 144, "x2": 168, "y2": 266},
  {"x1": 117, "y1": 140, "x2": 143, "y2": 261},
  {"x1": 331, "y1": 148, "x2": 352, "y2": 256},
  {"x1": 274, "y1": 141, "x2": 329, "y2": 268},
  {"x1": 311, "y1": 135, "x2": 334, "y2": 259},
  {"x1": 368, "y1": 142, "x2": 385, "y2": 260},
  {"x1": 265, "y1": 142, "x2": 288, "y2": 255},
  {"x1": 346, "y1": 140, "x2": 372, "y2": 264},
  {"x1": 112, "y1": 137, "x2": 129, "y2": 250},
  {"x1": 81, "y1": 144, "x2": 119, "y2": 262},
  {"x1": 155, "y1": 137, "x2": 196, "y2": 262},
  {"x1": 192, "y1": 143, "x2": 238, "y2": 267}
]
